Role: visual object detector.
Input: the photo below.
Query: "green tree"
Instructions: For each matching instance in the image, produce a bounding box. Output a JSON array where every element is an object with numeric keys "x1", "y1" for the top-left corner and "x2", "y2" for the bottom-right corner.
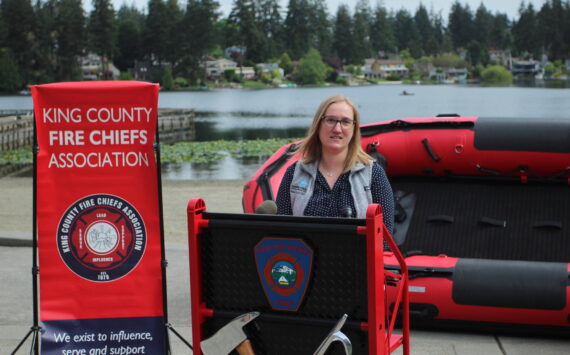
[
  {"x1": 467, "y1": 40, "x2": 489, "y2": 65},
  {"x1": 295, "y1": 47, "x2": 327, "y2": 84},
  {"x1": 144, "y1": 0, "x2": 168, "y2": 63},
  {"x1": 178, "y1": 0, "x2": 219, "y2": 83},
  {"x1": 481, "y1": 64, "x2": 512, "y2": 85},
  {"x1": 279, "y1": 52, "x2": 293, "y2": 75},
  {"x1": 370, "y1": 4, "x2": 395, "y2": 55},
  {"x1": 283, "y1": 0, "x2": 311, "y2": 59},
  {"x1": 255, "y1": 0, "x2": 283, "y2": 59},
  {"x1": 55, "y1": 0, "x2": 86, "y2": 81},
  {"x1": 88, "y1": 0, "x2": 116, "y2": 61},
  {"x1": 333, "y1": 4, "x2": 353, "y2": 64},
  {"x1": 432, "y1": 12, "x2": 447, "y2": 53},
  {"x1": 307, "y1": 0, "x2": 332, "y2": 57},
  {"x1": 538, "y1": 0, "x2": 566, "y2": 61},
  {"x1": 161, "y1": 65, "x2": 173, "y2": 89},
  {"x1": 512, "y1": 3, "x2": 540, "y2": 58},
  {"x1": 0, "y1": 0, "x2": 34, "y2": 83},
  {"x1": 224, "y1": 68, "x2": 237, "y2": 82},
  {"x1": 393, "y1": 9, "x2": 421, "y2": 58},
  {"x1": 414, "y1": 4, "x2": 434, "y2": 56},
  {"x1": 215, "y1": 19, "x2": 237, "y2": 50},
  {"x1": 433, "y1": 53, "x2": 468, "y2": 68},
  {"x1": 164, "y1": 0, "x2": 183, "y2": 66},
  {"x1": 399, "y1": 48, "x2": 415, "y2": 71},
  {"x1": 0, "y1": 48, "x2": 22, "y2": 91},
  {"x1": 115, "y1": 5, "x2": 144, "y2": 71},
  {"x1": 228, "y1": 0, "x2": 266, "y2": 62},
  {"x1": 473, "y1": 3, "x2": 492, "y2": 47},
  {"x1": 489, "y1": 13, "x2": 512, "y2": 50},
  {"x1": 448, "y1": 1, "x2": 474, "y2": 49},
  {"x1": 351, "y1": 0, "x2": 373, "y2": 64},
  {"x1": 32, "y1": 0, "x2": 58, "y2": 83}
]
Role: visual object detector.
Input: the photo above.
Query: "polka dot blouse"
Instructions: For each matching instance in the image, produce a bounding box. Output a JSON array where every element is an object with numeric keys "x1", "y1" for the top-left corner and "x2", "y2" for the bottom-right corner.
[{"x1": 276, "y1": 161, "x2": 394, "y2": 233}]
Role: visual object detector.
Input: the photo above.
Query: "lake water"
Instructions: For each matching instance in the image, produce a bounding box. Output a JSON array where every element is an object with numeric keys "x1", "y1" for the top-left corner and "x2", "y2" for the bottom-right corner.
[{"x1": 2, "y1": 82, "x2": 569, "y2": 179}]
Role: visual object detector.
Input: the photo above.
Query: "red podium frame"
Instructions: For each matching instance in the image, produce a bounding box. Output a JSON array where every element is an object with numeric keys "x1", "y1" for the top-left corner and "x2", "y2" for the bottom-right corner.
[{"x1": 187, "y1": 199, "x2": 410, "y2": 355}]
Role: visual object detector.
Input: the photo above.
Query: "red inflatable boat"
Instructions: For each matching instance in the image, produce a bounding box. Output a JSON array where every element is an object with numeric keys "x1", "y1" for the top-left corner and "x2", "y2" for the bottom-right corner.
[{"x1": 242, "y1": 116, "x2": 570, "y2": 333}]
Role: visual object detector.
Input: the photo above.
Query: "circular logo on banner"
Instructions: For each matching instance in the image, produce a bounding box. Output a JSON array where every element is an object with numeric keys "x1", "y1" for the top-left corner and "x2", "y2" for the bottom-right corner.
[{"x1": 57, "y1": 194, "x2": 146, "y2": 282}]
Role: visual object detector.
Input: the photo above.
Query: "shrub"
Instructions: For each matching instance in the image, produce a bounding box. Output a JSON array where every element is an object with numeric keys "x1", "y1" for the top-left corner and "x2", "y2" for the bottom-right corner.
[
  {"x1": 481, "y1": 65, "x2": 512, "y2": 85},
  {"x1": 295, "y1": 48, "x2": 327, "y2": 85},
  {"x1": 224, "y1": 69, "x2": 237, "y2": 82},
  {"x1": 118, "y1": 72, "x2": 133, "y2": 80},
  {"x1": 173, "y1": 77, "x2": 189, "y2": 88}
]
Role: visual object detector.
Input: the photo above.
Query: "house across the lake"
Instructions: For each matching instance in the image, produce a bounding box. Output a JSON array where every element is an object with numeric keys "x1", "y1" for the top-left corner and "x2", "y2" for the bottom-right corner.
[{"x1": 363, "y1": 59, "x2": 408, "y2": 79}]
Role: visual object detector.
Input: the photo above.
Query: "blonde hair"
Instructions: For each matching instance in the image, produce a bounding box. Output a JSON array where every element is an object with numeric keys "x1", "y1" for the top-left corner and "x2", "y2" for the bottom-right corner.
[{"x1": 299, "y1": 94, "x2": 373, "y2": 173}]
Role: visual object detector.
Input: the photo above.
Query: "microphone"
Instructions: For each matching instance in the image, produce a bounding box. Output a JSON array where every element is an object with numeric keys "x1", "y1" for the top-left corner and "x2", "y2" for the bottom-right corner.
[
  {"x1": 255, "y1": 200, "x2": 278, "y2": 214},
  {"x1": 340, "y1": 206, "x2": 353, "y2": 218}
]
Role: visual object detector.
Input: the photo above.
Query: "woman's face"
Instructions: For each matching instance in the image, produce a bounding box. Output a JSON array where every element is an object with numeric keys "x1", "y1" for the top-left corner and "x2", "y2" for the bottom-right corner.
[{"x1": 318, "y1": 101, "x2": 355, "y2": 155}]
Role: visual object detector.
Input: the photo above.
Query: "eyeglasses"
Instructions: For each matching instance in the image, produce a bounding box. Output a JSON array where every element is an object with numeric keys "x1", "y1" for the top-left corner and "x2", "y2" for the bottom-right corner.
[{"x1": 321, "y1": 116, "x2": 355, "y2": 128}]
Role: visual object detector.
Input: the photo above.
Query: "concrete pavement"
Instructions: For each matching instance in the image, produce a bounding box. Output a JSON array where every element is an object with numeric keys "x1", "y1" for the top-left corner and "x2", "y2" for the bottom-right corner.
[
  {"x1": 1, "y1": 177, "x2": 569, "y2": 354},
  {"x1": 3, "y1": 242, "x2": 570, "y2": 355}
]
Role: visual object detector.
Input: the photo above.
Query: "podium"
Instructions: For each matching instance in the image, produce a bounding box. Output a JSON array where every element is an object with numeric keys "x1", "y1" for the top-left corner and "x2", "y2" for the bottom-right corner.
[{"x1": 187, "y1": 199, "x2": 409, "y2": 354}]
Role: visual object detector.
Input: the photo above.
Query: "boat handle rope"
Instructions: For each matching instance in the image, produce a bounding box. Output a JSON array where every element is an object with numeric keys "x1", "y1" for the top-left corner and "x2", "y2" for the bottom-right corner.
[
  {"x1": 427, "y1": 215, "x2": 454, "y2": 224},
  {"x1": 421, "y1": 138, "x2": 440, "y2": 162},
  {"x1": 476, "y1": 165, "x2": 569, "y2": 181},
  {"x1": 532, "y1": 221, "x2": 562, "y2": 230},
  {"x1": 478, "y1": 216, "x2": 507, "y2": 228}
]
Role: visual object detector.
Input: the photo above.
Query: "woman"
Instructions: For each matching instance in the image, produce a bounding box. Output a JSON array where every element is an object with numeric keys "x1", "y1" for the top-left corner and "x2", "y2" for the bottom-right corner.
[{"x1": 275, "y1": 94, "x2": 394, "y2": 233}]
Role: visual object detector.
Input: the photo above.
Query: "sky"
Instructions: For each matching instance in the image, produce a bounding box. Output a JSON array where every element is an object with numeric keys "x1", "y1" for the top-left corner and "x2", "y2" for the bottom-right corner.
[{"x1": 93, "y1": 0, "x2": 546, "y2": 20}]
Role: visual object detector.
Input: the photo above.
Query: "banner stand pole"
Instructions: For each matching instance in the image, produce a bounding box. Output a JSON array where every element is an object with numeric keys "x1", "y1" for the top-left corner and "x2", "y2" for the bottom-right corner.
[
  {"x1": 154, "y1": 121, "x2": 193, "y2": 353},
  {"x1": 11, "y1": 115, "x2": 40, "y2": 355}
]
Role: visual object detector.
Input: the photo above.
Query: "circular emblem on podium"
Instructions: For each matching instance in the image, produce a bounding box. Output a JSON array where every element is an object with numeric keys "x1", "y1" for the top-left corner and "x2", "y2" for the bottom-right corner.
[
  {"x1": 57, "y1": 194, "x2": 146, "y2": 282},
  {"x1": 271, "y1": 261, "x2": 297, "y2": 287}
]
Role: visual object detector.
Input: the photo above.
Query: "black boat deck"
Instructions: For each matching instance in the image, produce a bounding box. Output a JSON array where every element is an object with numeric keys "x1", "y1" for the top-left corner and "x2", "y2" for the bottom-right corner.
[{"x1": 392, "y1": 177, "x2": 570, "y2": 263}]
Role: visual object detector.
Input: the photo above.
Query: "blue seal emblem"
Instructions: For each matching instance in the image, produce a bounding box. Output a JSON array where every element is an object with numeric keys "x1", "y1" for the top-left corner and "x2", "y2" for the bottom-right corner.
[{"x1": 254, "y1": 238, "x2": 313, "y2": 311}]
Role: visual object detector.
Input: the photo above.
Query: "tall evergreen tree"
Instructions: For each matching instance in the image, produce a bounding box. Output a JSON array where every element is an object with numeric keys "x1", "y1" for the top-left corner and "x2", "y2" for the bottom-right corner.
[
  {"x1": 32, "y1": 0, "x2": 58, "y2": 83},
  {"x1": 473, "y1": 3, "x2": 492, "y2": 48},
  {"x1": 370, "y1": 4, "x2": 395, "y2": 56},
  {"x1": 88, "y1": 0, "x2": 116, "y2": 62},
  {"x1": 55, "y1": 0, "x2": 86, "y2": 81},
  {"x1": 489, "y1": 12, "x2": 512, "y2": 51},
  {"x1": 332, "y1": 4, "x2": 352, "y2": 64},
  {"x1": 164, "y1": 0, "x2": 183, "y2": 66},
  {"x1": 307, "y1": 0, "x2": 332, "y2": 58},
  {"x1": 144, "y1": 0, "x2": 168, "y2": 63},
  {"x1": 228, "y1": 0, "x2": 266, "y2": 62},
  {"x1": 0, "y1": 0, "x2": 35, "y2": 83},
  {"x1": 115, "y1": 5, "x2": 144, "y2": 71},
  {"x1": 414, "y1": 4, "x2": 434, "y2": 56},
  {"x1": 393, "y1": 9, "x2": 421, "y2": 58},
  {"x1": 255, "y1": 0, "x2": 282, "y2": 59},
  {"x1": 512, "y1": 2, "x2": 540, "y2": 57},
  {"x1": 283, "y1": 0, "x2": 311, "y2": 59},
  {"x1": 0, "y1": 5, "x2": 5, "y2": 45},
  {"x1": 179, "y1": 0, "x2": 219, "y2": 82},
  {"x1": 351, "y1": 0, "x2": 373, "y2": 64},
  {"x1": 432, "y1": 11, "x2": 450, "y2": 53},
  {"x1": 538, "y1": 0, "x2": 566, "y2": 60},
  {"x1": 448, "y1": 1, "x2": 474, "y2": 49}
]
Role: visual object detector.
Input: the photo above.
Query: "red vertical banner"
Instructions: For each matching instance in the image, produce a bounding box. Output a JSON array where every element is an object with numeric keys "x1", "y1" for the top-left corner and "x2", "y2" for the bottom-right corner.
[{"x1": 31, "y1": 81, "x2": 166, "y2": 354}]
